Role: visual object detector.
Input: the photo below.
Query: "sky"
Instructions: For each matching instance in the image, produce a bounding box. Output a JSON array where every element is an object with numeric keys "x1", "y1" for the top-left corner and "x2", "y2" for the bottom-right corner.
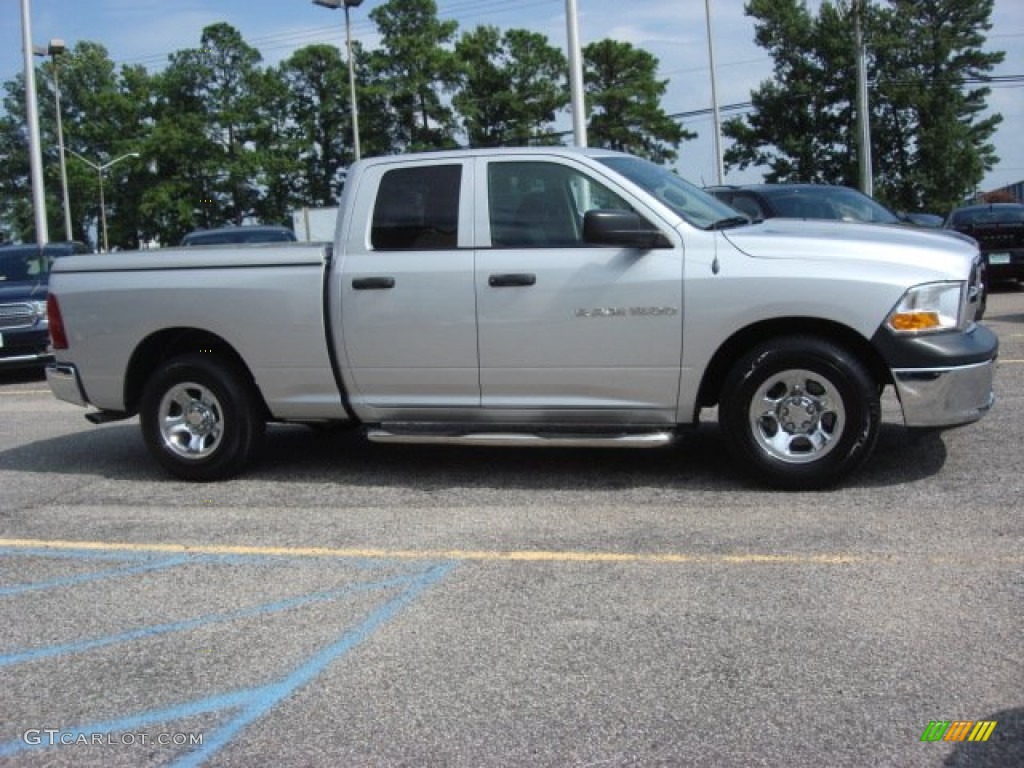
[{"x1": 3, "y1": 0, "x2": 1022, "y2": 197}]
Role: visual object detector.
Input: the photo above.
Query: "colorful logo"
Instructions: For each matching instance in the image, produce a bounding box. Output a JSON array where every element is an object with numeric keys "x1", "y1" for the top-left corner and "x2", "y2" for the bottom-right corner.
[{"x1": 920, "y1": 720, "x2": 997, "y2": 742}]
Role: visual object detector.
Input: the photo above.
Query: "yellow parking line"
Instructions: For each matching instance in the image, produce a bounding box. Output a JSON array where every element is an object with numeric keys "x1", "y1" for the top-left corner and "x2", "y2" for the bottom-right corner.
[
  {"x1": 0, "y1": 389, "x2": 50, "y2": 395},
  {"x1": 0, "y1": 537, "x2": 865, "y2": 565}
]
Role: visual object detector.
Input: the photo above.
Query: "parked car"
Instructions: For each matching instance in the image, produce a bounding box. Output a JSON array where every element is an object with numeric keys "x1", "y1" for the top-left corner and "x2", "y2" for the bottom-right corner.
[
  {"x1": 706, "y1": 183, "x2": 924, "y2": 226},
  {"x1": 707, "y1": 183, "x2": 987, "y2": 319},
  {"x1": 903, "y1": 212, "x2": 945, "y2": 228},
  {"x1": 945, "y1": 203, "x2": 1024, "y2": 285},
  {"x1": 181, "y1": 225, "x2": 297, "y2": 246},
  {"x1": 0, "y1": 241, "x2": 89, "y2": 368}
]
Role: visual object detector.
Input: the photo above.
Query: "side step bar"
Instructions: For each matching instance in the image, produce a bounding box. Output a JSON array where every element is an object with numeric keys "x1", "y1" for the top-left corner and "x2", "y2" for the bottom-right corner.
[{"x1": 366, "y1": 429, "x2": 675, "y2": 449}]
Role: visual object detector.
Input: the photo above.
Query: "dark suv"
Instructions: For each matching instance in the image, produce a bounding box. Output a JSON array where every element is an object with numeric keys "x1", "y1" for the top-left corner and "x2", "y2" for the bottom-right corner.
[
  {"x1": 0, "y1": 241, "x2": 89, "y2": 368},
  {"x1": 945, "y1": 203, "x2": 1024, "y2": 285},
  {"x1": 181, "y1": 225, "x2": 296, "y2": 246},
  {"x1": 706, "y1": 183, "x2": 914, "y2": 225}
]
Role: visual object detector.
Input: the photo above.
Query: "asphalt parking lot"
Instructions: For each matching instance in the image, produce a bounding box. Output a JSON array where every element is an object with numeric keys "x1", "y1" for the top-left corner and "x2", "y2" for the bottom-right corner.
[{"x1": 0, "y1": 285, "x2": 1021, "y2": 767}]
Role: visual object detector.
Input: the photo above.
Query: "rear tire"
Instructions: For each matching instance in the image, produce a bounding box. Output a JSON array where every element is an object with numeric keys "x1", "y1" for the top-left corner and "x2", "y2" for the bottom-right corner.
[
  {"x1": 140, "y1": 354, "x2": 264, "y2": 481},
  {"x1": 719, "y1": 336, "x2": 880, "y2": 490}
]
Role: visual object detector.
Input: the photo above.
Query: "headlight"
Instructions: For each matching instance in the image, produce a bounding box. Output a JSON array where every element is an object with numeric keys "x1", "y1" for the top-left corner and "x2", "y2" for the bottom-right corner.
[
  {"x1": 30, "y1": 300, "x2": 47, "y2": 323},
  {"x1": 886, "y1": 282, "x2": 963, "y2": 334}
]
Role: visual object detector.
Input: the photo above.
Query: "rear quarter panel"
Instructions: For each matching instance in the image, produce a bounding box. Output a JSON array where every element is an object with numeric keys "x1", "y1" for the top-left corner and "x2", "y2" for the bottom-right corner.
[{"x1": 49, "y1": 245, "x2": 347, "y2": 420}]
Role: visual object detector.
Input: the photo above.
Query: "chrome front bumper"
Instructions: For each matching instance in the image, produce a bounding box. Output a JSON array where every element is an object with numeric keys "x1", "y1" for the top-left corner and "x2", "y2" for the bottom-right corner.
[
  {"x1": 893, "y1": 359, "x2": 995, "y2": 428},
  {"x1": 45, "y1": 363, "x2": 88, "y2": 407}
]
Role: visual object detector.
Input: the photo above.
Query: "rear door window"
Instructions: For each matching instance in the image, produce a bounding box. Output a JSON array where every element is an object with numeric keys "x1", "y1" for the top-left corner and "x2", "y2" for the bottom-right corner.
[{"x1": 371, "y1": 165, "x2": 462, "y2": 250}]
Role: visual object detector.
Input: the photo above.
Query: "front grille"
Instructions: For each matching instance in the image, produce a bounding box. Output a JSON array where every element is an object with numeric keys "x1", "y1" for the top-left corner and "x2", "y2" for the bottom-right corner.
[{"x1": 0, "y1": 303, "x2": 36, "y2": 330}]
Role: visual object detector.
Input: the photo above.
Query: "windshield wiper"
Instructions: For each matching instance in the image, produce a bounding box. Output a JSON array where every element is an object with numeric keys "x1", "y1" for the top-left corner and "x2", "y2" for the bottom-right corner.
[{"x1": 706, "y1": 215, "x2": 750, "y2": 231}]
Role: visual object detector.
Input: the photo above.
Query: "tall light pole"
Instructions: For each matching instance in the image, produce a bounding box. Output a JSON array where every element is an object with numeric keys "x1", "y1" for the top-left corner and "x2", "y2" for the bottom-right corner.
[
  {"x1": 34, "y1": 39, "x2": 72, "y2": 241},
  {"x1": 565, "y1": 0, "x2": 587, "y2": 147},
  {"x1": 705, "y1": 0, "x2": 724, "y2": 185},
  {"x1": 20, "y1": 0, "x2": 48, "y2": 245},
  {"x1": 313, "y1": 0, "x2": 364, "y2": 162},
  {"x1": 66, "y1": 150, "x2": 139, "y2": 252},
  {"x1": 854, "y1": 0, "x2": 873, "y2": 196}
]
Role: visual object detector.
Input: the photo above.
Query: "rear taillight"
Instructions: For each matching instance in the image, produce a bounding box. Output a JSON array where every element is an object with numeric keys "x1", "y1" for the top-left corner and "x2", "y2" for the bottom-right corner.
[{"x1": 47, "y1": 294, "x2": 68, "y2": 349}]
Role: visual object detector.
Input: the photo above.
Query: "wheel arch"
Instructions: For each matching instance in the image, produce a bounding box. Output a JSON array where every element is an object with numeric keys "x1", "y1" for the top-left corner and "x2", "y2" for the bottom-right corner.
[
  {"x1": 124, "y1": 328, "x2": 269, "y2": 418},
  {"x1": 696, "y1": 317, "x2": 891, "y2": 410}
]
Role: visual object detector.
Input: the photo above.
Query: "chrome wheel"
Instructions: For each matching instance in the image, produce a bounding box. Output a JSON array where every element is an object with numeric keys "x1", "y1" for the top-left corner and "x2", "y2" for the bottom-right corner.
[
  {"x1": 157, "y1": 381, "x2": 225, "y2": 461},
  {"x1": 747, "y1": 368, "x2": 846, "y2": 464}
]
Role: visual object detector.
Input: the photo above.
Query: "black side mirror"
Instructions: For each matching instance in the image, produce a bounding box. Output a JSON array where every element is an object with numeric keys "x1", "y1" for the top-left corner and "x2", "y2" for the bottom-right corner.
[{"x1": 583, "y1": 210, "x2": 671, "y2": 249}]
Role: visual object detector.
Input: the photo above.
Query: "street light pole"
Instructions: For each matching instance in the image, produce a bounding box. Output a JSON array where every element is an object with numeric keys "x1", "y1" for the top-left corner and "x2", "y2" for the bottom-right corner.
[
  {"x1": 20, "y1": 0, "x2": 49, "y2": 245},
  {"x1": 565, "y1": 0, "x2": 587, "y2": 147},
  {"x1": 854, "y1": 0, "x2": 873, "y2": 196},
  {"x1": 705, "y1": 0, "x2": 724, "y2": 185},
  {"x1": 51, "y1": 47, "x2": 72, "y2": 241},
  {"x1": 35, "y1": 40, "x2": 72, "y2": 241},
  {"x1": 66, "y1": 150, "x2": 139, "y2": 252},
  {"x1": 344, "y1": 2, "x2": 361, "y2": 161},
  {"x1": 313, "y1": 0, "x2": 364, "y2": 162}
]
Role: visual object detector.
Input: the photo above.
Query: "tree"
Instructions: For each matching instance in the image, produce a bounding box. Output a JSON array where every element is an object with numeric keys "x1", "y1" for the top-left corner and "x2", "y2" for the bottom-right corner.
[
  {"x1": 879, "y1": 0, "x2": 1003, "y2": 212},
  {"x1": 144, "y1": 23, "x2": 275, "y2": 243},
  {"x1": 583, "y1": 39, "x2": 691, "y2": 164},
  {"x1": 0, "y1": 42, "x2": 149, "y2": 248},
  {"x1": 367, "y1": 0, "x2": 460, "y2": 151},
  {"x1": 453, "y1": 26, "x2": 568, "y2": 147},
  {"x1": 276, "y1": 44, "x2": 351, "y2": 208},
  {"x1": 722, "y1": 0, "x2": 861, "y2": 184},
  {"x1": 723, "y1": 0, "x2": 1004, "y2": 212}
]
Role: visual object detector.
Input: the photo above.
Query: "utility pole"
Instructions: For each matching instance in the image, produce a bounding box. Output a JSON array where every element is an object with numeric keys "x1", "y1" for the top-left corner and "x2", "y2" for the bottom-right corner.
[
  {"x1": 854, "y1": 0, "x2": 873, "y2": 196},
  {"x1": 566, "y1": 0, "x2": 587, "y2": 147},
  {"x1": 705, "y1": 0, "x2": 724, "y2": 185},
  {"x1": 20, "y1": 0, "x2": 49, "y2": 245}
]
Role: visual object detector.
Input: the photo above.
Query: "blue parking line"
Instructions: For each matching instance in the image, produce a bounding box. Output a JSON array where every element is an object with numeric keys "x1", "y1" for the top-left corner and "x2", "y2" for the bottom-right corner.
[
  {"x1": 170, "y1": 561, "x2": 454, "y2": 768},
  {"x1": 0, "y1": 560, "x2": 455, "y2": 764},
  {"x1": 0, "y1": 571, "x2": 424, "y2": 668},
  {"x1": 0, "y1": 554, "x2": 193, "y2": 596}
]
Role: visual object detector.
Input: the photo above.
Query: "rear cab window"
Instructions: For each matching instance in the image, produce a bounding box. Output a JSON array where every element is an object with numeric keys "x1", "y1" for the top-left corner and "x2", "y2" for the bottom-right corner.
[{"x1": 371, "y1": 165, "x2": 462, "y2": 251}]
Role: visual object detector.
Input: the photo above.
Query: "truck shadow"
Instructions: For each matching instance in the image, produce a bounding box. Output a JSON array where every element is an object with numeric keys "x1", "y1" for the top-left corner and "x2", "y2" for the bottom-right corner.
[
  {"x1": 943, "y1": 706, "x2": 1023, "y2": 767},
  {"x1": 0, "y1": 419, "x2": 947, "y2": 492}
]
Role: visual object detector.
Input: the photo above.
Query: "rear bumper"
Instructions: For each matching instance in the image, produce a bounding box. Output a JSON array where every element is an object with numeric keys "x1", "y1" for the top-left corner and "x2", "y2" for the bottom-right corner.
[{"x1": 45, "y1": 362, "x2": 88, "y2": 407}]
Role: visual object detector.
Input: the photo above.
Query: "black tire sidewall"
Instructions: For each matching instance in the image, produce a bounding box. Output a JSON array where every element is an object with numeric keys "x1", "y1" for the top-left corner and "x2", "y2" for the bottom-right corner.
[
  {"x1": 140, "y1": 355, "x2": 261, "y2": 481},
  {"x1": 720, "y1": 337, "x2": 880, "y2": 490}
]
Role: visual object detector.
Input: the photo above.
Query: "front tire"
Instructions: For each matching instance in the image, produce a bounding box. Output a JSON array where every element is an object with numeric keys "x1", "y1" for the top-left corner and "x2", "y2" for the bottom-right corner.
[
  {"x1": 719, "y1": 337, "x2": 880, "y2": 490},
  {"x1": 140, "y1": 354, "x2": 264, "y2": 481}
]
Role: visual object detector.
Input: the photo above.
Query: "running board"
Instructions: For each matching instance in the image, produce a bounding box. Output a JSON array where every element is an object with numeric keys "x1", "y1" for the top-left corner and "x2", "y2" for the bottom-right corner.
[{"x1": 366, "y1": 429, "x2": 675, "y2": 449}]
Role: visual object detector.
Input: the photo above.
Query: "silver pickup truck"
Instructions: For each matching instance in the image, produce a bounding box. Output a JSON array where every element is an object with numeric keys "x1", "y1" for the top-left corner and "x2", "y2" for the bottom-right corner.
[{"x1": 45, "y1": 147, "x2": 997, "y2": 488}]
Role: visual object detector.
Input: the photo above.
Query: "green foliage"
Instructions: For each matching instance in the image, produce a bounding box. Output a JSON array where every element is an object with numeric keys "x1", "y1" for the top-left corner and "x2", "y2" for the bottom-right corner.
[
  {"x1": 0, "y1": 14, "x2": 694, "y2": 245},
  {"x1": 583, "y1": 39, "x2": 691, "y2": 164},
  {"x1": 368, "y1": 0, "x2": 460, "y2": 151},
  {"x1": 454, "y1": 26, "x2": 569, "y2": 147},
  {"x1": 276, "y1": 44, "x2": 351, "y2": 207},
  {"x1": 724, "y1": 0, "x2": 1004, "y2": 212}
]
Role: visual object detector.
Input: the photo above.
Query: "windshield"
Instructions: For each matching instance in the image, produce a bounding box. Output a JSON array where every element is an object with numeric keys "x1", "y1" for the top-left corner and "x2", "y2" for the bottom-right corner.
[
  {"x1": 0, "y1": 248, "x2": 50, "y2": 284},
  {"x1": 597, "y1": 156, "x2": 743, "y2": 230},
  {"x1": 765, "y1": 186, "x2": 901, "y2": 224},
  {"x1": 183, "y1": 229, "x2": 296, "y2": 246},
  {"x1": 949, "y1": 205, "x2": 1024, "y2": 227}
]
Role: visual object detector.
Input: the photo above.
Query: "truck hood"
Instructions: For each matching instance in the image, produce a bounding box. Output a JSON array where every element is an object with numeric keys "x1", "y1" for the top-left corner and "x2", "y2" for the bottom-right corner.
[
  {"x1": 0, "y1": 280, "x2": 46, "y2": 302},
  {"x1": 720, "y1": 219, "x2": 977, "y2": 278}
]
